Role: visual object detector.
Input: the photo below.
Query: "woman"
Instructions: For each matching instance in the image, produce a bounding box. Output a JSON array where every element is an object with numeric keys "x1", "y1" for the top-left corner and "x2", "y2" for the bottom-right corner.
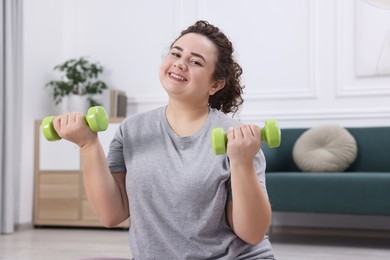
[{"x1": 54, "y1": 20, "x2": 275, "y2": 259}]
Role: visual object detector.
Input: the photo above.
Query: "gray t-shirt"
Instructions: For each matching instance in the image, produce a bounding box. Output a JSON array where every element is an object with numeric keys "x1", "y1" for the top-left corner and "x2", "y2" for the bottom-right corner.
[{"x1": 107, "y1": 106, "x2": 274, "y2": 260}]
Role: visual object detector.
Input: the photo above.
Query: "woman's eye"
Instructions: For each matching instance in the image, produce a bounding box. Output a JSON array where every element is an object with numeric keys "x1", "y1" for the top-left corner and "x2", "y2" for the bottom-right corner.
[
  {"x1": 171, "y1": 52, "x2": 180, "y2": 58},
  {"x1": 191, "y1": 60, "x2": 202, "y2": 66}
]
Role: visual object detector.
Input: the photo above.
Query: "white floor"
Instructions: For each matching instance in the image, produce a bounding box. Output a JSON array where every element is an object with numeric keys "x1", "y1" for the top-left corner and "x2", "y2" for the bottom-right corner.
[{"x1": 0, "y1": 227, "x2": 390, "y2": 260}]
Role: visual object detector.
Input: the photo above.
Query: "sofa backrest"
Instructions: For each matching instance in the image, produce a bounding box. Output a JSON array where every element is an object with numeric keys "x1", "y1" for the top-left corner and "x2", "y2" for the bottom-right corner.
[
  {"x1": 262, "y1": 126, "x2": 390, "y2": 173},
  {"x1": 262, "y1": 128, "x2": 306, "y2": 172},
  {"x1": 346, "y1": 127, "x2": 390, "y2": 172}
]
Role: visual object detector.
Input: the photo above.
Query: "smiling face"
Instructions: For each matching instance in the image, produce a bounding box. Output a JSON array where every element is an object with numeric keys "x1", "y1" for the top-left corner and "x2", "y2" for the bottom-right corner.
[{"x1": 159, "y1": 33, "x2": 225, "y2": 106}]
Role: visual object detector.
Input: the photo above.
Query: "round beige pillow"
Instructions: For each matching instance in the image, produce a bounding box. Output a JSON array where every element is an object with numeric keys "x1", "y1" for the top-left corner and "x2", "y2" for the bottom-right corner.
[{"x1": 292, "y1": 125, "x2": 358, "y2": 172}]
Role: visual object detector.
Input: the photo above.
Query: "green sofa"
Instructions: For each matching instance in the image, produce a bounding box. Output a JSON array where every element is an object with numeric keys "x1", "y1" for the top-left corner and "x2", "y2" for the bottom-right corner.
[{"x1": 263, "y1": 126, "x2": 390, "y2": 217}]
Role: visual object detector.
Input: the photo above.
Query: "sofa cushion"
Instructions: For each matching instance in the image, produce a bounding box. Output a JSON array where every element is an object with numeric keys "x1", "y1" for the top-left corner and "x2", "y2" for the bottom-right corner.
[
  {"x1": 292, "y1": 125, "x2": 357, "y2": 172},
  {"x1": 266, "y1": 172, "x2": 390, "y2": 215}
]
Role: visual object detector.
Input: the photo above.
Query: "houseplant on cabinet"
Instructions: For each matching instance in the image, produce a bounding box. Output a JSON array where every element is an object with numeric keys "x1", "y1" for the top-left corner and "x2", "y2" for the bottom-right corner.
[{"x1": 45, "y1": 57, "x2": 108, "y2": 113}]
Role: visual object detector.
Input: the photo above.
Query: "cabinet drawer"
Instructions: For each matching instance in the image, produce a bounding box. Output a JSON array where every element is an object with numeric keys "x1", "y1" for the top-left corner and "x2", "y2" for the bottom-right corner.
[
  {"x1": 38, "y1": 198, "x2": 79, "y2": 220},
  {"x1": 37, "y1": 173, "x2": 80, "y2": 220}
]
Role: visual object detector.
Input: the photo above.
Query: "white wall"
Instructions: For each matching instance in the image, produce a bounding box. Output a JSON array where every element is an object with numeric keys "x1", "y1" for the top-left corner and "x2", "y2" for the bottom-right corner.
[
  {"x1": 18, "y1": 0, "x2": 390, "y2": 224},
  {"x1": 19, "y1": 0, "x2": 67, "y2": 225}
]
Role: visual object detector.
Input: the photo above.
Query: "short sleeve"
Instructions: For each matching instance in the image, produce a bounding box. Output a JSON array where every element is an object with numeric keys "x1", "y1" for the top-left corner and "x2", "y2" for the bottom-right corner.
[{"x1": 107, "y1": 123, "x2": 127, "y2": 173}]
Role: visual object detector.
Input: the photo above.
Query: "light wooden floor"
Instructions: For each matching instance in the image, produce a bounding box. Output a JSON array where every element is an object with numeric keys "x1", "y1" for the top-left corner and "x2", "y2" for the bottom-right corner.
[
  {"x1": 270, "y1": 227, "x2": 390, "y2": 260},
  {"x1": 0, "y1": 227, "x2": 390, "y2": 260}
]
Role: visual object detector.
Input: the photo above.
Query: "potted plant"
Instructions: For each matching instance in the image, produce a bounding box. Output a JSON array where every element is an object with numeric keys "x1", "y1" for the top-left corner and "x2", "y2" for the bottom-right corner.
[{"x1": 45, "y1": 57, "x2": 108, "y2": 111}]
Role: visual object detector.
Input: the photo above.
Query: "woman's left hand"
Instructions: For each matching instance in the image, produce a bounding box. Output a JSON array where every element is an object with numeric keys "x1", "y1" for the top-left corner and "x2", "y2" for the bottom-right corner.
[{"x1": 226, "y1": 124, "x2": 262, "y2": 163}]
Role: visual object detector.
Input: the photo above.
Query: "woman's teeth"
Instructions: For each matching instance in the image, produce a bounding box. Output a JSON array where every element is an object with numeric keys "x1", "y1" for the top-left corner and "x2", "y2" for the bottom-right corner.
[{"x1": 170, "y1": 73, "x2": 186, "y2": 81}]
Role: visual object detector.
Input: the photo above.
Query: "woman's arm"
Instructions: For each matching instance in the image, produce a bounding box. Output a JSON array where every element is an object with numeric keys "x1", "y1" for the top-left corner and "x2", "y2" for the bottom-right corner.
[
  {"x1": 53, "y1": 112, "x2": 129, "y2": 227},
  {"x1": 225, "y1": 124, "x2": 271, "y2": 245},
  {"x1": 81, "y1": 140, "x2": 129, "y2": 227}
]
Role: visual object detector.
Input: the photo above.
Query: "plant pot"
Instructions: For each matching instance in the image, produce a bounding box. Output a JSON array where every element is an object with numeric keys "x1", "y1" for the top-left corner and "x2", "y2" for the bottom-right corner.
[{"x1": 62, "y1": 95, "x2": 90, "y2": 114}]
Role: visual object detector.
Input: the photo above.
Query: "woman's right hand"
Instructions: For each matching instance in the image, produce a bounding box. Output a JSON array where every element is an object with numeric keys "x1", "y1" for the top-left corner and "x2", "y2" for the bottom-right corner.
[{"x1": 52, "y1": 112, "x2": 98, "y2": 148}]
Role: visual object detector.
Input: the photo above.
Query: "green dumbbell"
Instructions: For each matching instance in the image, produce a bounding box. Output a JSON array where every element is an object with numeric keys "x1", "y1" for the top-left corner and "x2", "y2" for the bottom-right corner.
[
  {"x1": 210, "y1": 120, "x2": 281, "y2": 155},
  {"x1": 41, "y1": 106, "x2": 109, "y2": 141}
]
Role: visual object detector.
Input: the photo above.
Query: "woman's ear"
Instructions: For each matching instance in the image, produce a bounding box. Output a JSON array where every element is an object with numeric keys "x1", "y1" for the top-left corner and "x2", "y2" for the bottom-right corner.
[{"x1": 209, "y1": 79, "x2": 226, "y2": 95}]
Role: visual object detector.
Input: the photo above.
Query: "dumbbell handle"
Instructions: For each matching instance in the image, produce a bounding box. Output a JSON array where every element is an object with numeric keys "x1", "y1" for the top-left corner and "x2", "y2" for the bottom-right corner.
[
  {"x1": 210, "y1": 120, "x2": 281, "y2": 155},
  {"x1": 41, "y1": 106, "x2": 108, "y2": 141}
]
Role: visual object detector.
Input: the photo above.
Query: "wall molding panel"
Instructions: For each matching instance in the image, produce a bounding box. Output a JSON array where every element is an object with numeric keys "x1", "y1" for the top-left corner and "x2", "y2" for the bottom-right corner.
[
  {"x1": 238, "y1": 107, "x2": 390, "y2": 123},
  {"x1": 244, "y1": 88, "x2": 318, "y2": 101},
  {"x1": 244, "y1": 0, "x2": 318, "y2": 100},
  {"x1": 336, "y1": 0, "x2": 390, "y2": 98}
]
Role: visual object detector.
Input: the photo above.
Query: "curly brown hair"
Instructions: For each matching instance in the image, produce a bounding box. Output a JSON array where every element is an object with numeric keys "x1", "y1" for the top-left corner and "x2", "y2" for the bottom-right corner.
[{"x1": 171, "y1": 20, "x2": 244, "y2": 115}]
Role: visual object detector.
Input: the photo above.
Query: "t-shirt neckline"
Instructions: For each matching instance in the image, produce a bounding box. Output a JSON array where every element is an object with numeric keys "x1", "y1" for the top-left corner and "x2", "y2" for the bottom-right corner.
[{"x1": 161, "y1": 106, "x2": 215, "y2": 144}]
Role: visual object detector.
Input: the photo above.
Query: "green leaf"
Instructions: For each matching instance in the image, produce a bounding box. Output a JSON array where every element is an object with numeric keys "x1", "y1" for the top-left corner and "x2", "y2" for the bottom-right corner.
[{"x1": 45, "y1": 56, "x2": 109, "y2": 106}]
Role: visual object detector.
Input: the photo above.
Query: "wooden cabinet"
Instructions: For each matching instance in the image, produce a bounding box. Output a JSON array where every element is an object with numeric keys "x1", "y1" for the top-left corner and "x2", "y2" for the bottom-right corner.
[{"x1": 34, "y1": 118, "x2": 129, "y2": 228}]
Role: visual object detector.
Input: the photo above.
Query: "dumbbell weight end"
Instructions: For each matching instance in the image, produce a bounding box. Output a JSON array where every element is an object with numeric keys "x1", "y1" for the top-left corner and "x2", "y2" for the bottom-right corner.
[
  {"x1": 210, "y1": 128, "x2": 228, "y2": 155},
  {"x1": 41, "y1": 106, "x2": 108, "y2": 141},
  {"x1": 261, "y1": 120, "x2": 281, "y2": 148},
  {"x1": 85, "y1": 106, "x2": 109, "y2": 132},
  {"x1": 41, "y1": 116, "x2": 61, "y2": 141}
]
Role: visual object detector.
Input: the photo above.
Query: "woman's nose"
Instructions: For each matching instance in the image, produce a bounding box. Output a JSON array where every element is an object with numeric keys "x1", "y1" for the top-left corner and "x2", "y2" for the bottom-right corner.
[{"x1": 174, "y1": 61, "x2": 187, "y2": 71}]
